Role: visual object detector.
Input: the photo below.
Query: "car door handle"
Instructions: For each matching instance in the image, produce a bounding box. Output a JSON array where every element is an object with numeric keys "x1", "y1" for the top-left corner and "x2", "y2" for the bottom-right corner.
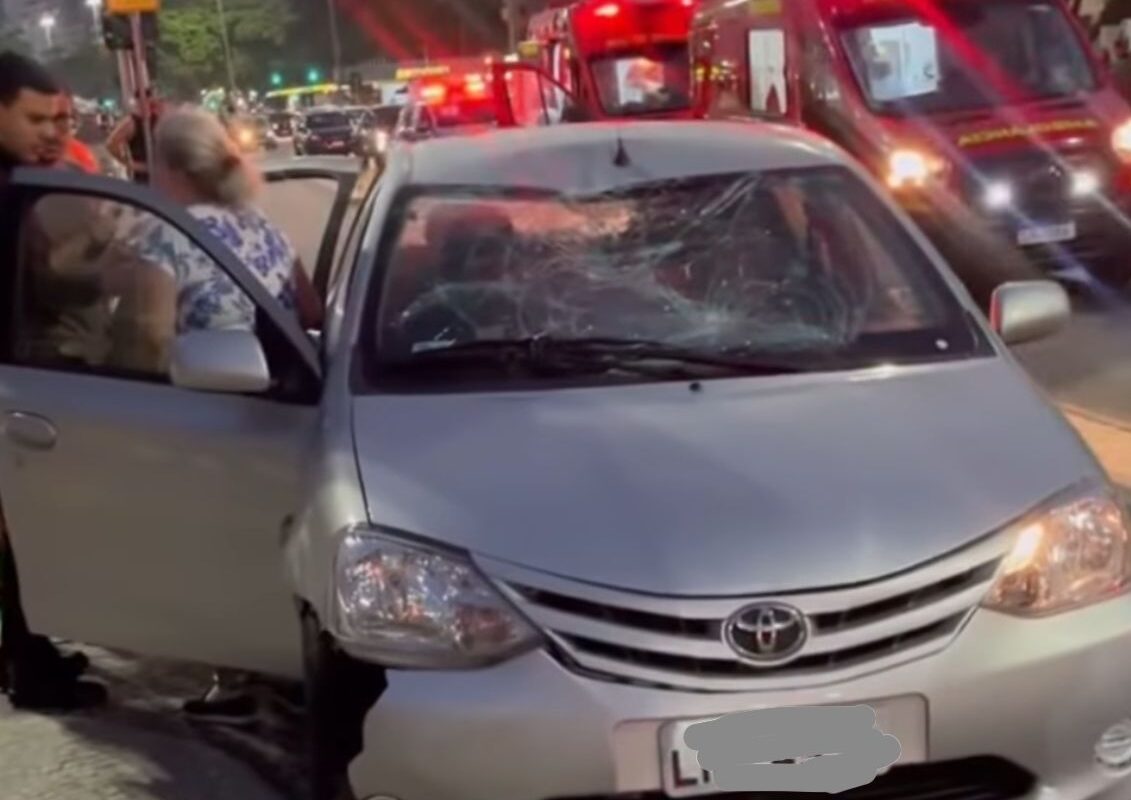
[{"x1": 3, "y1": 412, "x2": 58, "y2": 451}]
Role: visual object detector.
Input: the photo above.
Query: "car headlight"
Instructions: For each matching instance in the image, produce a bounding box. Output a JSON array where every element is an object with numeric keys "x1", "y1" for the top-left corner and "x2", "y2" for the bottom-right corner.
[
  {"x1": 982, "y1": 481, "x2": 1131, "y2": 617},
  {"x1": 1112, "y1": 119, "x2": 1131, "y2": 163},
  {"x1": 886, "y1": 148, "x2": 946, "y2": 190},
  {"x1": 331, "y1": 528, "x2": 541, "y2": 668}
]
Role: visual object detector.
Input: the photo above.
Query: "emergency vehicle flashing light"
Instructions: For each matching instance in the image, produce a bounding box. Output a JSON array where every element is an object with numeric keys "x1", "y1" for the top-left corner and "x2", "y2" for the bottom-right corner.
[
  {"x1": 419, "y1": 73, "x2": 491, "y2": 105},
  {"x1": 420, "y1": 83, "x2": 448, "y2": 104}
]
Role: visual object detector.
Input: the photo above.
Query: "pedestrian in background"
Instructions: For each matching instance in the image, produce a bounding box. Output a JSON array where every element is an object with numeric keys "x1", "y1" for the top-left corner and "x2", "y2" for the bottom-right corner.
[{"x1": 106, "y1": 87, "x2": 162, "y2": 183}]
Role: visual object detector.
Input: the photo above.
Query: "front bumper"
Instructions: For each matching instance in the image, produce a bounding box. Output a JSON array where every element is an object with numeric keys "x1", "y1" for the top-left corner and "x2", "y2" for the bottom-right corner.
[
  {"x1": 981, "y1": 196, "x2": 1131, "y2": 277},
  {"x1": 349, "y1": 592, "x2": 1131, "y2": 800}
]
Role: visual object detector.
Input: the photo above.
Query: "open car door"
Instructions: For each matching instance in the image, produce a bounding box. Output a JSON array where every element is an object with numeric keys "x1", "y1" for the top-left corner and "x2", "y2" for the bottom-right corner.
[
  {"x1": 491, "y1": 61, "x2": 591, "y2": 128},
  {"x1": 0, "y1": 169, "x2": 326, "y2": 678},
  {"x1": 260, "y1": 163, "x2": 358, "y2": 303}
]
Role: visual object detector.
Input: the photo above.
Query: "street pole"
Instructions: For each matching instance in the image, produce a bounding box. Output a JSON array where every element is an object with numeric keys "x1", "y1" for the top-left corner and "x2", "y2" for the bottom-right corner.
[
  {"x1": 129, "y1": 12, "x2": 155, "y2": 179},
  {"x1": 116, "y1": 49, "x2": 135, "y2": 109},
  {"x1": 214, "y1": 0, "x2": 238, "y2": 94},
  {"x1": 325, "y1": 0, "x2": 342, "y2": 84}
]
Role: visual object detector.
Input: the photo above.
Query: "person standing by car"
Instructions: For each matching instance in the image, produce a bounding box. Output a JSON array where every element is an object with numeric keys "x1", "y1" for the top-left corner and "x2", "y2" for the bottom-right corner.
[
  {"x1": 113, "y1": 105, "x2": 320, "y2": 721},
  {"x1": 20, "y1": 87, "x2": 121, "y2": 369},
  {"x1": 120, "y1": 106, "x2": 322, "y2": 360},
  {"x1": 0, "y1": 50, "x2": 106, "y2": 711},
  {"x1": 42, "y1": 89, "x2": 98, "y2": 173}
]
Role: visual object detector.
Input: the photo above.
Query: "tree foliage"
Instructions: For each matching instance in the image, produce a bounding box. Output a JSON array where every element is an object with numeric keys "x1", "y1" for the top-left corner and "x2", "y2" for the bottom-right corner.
[
  {"x1": 160, "y1": 0, "x2": 295, "y2": 89},
  {"x1": 0, "y1": 23, "x2": 31, "y2": 56}
]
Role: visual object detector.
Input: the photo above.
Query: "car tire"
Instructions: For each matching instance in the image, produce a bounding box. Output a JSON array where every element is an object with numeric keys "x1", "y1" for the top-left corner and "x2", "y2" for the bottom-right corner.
[{"x1": 301, "y1": 606, "x2": 385, "y2": 800}]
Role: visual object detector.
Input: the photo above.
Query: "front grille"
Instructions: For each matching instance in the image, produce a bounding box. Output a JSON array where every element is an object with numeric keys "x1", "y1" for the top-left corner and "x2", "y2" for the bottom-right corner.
[
  {"x1": 956, "y1": 147, "x2": 1128, "y2": 270},
  {"x1": 480, "y1": 532, "x2": 1009, "y2": 692},
  {"x1": 548, "y1": 755, "x2": 1035, "y2": 800},
  {"x1": 960, "y1": 147, "x2": 1113, "y2": 218}
]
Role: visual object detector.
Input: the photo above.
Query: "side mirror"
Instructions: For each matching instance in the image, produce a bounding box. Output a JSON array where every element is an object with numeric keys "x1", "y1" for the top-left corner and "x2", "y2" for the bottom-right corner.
[
  {"x1": 989, "y1": 280, "x2": 1070, "y2": 346},
  {"x1": 170, "y1": 330, "x2": 271, "y2": 394}
]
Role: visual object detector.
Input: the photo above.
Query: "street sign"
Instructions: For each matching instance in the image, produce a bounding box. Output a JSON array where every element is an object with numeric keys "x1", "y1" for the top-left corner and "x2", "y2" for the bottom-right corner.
[{"x1": 107, "y1": 0, "x2": 159, "y2": 14}]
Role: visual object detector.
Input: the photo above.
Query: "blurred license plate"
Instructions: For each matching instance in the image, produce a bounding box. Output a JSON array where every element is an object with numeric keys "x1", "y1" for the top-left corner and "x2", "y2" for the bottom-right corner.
[
  {"x1": 658, "y1": 696, "x2": 927, "y2": 798},
  {"x1": 1017, "y1": 222, "x2": 1076, "y2": 246}
]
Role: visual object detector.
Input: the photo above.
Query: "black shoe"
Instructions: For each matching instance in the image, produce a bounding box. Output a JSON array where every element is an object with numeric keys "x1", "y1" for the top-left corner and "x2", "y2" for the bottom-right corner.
[
  {"x1": 183, "y1": 688, "x2": 259, "y2": 727},
  {"x1": 1, "y1": 639, "x2": 88, "y2": 694},
  {"x1": 26, "y1": 636, "x2": 88, "y2": 681},
  {"x1": 8, "y1": 675, "x2": 107, "y2": 712}
]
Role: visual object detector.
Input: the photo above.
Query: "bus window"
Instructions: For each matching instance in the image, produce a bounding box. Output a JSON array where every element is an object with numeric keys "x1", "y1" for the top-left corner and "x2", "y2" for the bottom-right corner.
[{"x1": 589, "y1": 43, "x2": 691, "y2": 114}]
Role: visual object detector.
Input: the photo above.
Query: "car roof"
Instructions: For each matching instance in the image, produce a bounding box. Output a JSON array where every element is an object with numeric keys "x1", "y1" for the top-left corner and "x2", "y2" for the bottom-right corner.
[{"x1": 391, "y1": 121, "x2": 854, "y2": 193}]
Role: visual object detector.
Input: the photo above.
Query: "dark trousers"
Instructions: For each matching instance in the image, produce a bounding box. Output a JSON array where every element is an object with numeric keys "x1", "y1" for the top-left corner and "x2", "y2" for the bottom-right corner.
[{"x1": 0, "y1": 527, "x2": 31, "y2": 661}]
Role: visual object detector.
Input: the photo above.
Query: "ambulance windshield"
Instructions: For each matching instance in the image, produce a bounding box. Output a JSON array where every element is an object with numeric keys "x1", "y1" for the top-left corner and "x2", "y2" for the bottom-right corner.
[
  {"x1": 840, "y1": 0, "x2": 1095, "y2": 115},
  {"x1": 590, "y1": 43, "x2": 691, "y2": 114}
]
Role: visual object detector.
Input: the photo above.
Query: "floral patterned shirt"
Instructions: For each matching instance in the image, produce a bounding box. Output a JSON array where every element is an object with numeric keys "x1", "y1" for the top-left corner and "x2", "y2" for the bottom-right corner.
[{"x1": 132, "y1": 203, "x2": 298, "y2": 332}]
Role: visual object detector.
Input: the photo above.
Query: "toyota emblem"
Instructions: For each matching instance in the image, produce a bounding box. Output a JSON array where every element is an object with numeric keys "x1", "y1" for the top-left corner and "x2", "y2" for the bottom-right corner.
[{"x1": 724, "y1": 602, "x2": 809, "y2": 665}]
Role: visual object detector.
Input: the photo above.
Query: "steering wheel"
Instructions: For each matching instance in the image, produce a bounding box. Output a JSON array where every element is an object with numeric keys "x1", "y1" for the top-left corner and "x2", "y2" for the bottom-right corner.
[{"x1": 388, "y1": 282, "x2": 524, "y2": 350}]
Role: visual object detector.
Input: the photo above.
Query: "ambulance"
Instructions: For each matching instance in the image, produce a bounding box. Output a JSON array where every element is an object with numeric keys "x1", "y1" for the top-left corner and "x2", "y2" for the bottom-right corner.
[
  {"x1": 690, "y1": 0, "x2": 1131, "y2": 285},
  {"x1": 523, "y1": 0, "x2": 698, "y2": 120}
]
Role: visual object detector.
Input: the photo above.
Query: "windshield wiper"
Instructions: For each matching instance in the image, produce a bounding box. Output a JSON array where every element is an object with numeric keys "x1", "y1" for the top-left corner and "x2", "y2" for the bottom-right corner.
[{"x1": 384, "y1": 336, "x2": 813, "y2": 378}]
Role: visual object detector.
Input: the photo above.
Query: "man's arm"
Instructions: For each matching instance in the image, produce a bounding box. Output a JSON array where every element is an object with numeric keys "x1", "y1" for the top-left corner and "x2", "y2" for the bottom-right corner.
[{"x1": 104, "y1": 116, "x2": 135, "y2": 166}]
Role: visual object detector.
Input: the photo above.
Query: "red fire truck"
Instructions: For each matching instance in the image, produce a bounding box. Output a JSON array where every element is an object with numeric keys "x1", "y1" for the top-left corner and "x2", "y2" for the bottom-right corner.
[
  {"x1": 690, "y1": 0, "x2": 1131, "y2": 285},
  {"x1": 524, "y1": 0, "x2": 698, "y2": 120}
]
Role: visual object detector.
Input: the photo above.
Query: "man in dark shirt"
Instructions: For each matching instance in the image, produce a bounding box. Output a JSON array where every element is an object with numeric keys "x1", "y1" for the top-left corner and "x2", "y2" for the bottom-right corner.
[
  {"x1": 0, "y1": 50, "x2": 106, "y2": 710},
  {"x1": 0, "y1": 52, "x2": 58, "y2": 176}
]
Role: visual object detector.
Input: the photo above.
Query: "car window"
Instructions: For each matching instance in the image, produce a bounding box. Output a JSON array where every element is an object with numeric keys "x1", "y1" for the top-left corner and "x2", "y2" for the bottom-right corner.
[
  {"x1": 307, "y1": 112, "x2": 350, "y2": 128},
  {"x1": 9, "y1": 191, "x2": 308, "y2": 394},
  {"x1": 365, "y1": 166, "x2": 983, "y2": 385}
]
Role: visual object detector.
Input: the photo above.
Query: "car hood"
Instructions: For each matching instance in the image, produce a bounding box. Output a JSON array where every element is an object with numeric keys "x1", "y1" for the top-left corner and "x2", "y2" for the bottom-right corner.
[{"x1": 351, "y1": 358, "x2": 1099, "y2": 594}]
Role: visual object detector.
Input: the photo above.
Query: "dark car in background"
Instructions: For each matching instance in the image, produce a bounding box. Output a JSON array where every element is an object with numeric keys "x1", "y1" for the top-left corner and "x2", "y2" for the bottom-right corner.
[
  {"x1": 294, "y1": 108, "x2": 355, "y2": 156},
  {"x1": 354, "y1": 104, "x2": 402, "y2": 167},
  {"x1": 267, "y1": 111, "x2": 297, "y2": 141}
]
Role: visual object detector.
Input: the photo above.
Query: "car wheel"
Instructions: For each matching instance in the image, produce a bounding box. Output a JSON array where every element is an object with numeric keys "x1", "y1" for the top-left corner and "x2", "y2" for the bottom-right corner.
[{"x1": 301, "y1": 606, "x2": 385, "y2": 800}]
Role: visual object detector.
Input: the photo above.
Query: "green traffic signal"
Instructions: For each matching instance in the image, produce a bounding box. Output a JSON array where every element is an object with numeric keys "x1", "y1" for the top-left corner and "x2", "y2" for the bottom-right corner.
[
  {"x1": 307, "y1": 67, "x2": 321, "y2": 83},
  {"x1": 270, "y1": 72, "x2": 283, "y2": 87}
]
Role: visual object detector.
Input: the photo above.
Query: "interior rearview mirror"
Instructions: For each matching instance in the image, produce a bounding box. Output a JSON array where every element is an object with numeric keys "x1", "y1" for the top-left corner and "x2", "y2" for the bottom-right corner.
[
  {"x1": 989, "y1": 280, "x2": 1070, "y2": 346},
  {"x1": 170, "y1": 330, "x2": 271, "y2": 394}
]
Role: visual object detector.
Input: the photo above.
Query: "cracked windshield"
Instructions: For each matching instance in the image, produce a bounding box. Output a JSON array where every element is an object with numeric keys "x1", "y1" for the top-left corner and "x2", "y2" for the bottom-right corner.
[{"x1": 7, "y1": 0, "x2": 1131, "y2": 797}]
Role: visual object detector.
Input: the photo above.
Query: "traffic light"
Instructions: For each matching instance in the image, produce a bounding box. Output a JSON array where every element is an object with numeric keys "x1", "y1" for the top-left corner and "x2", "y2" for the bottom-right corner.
[
  {"x1": 101, "y1": 11, "x2": 159, "y2": 51},
  {"x1": 270, "y1": 71, "x2": 283, "y2": 87},
  {"x1": 101, "y1": 13, "x2": 131, "y2": 50},
  {"x1": 306, "y1": 67, "x2": 321, "y2": 84}
]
